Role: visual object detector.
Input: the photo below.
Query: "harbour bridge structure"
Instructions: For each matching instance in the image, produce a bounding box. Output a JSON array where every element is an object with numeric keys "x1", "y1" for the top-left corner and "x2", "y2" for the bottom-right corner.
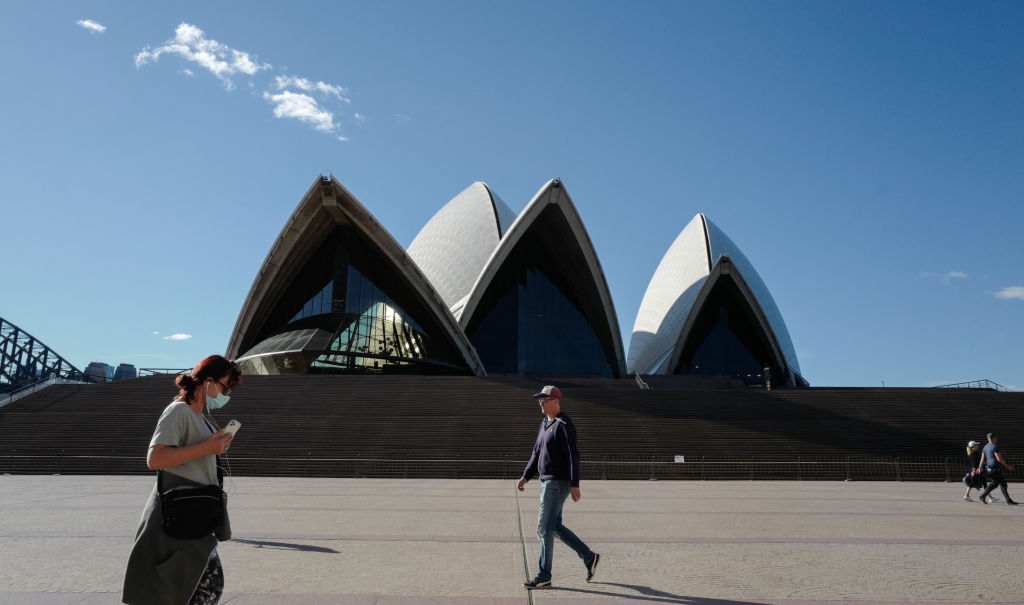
[{"x1": 0, "y1": 317, "x2": 91, "y2": 394}]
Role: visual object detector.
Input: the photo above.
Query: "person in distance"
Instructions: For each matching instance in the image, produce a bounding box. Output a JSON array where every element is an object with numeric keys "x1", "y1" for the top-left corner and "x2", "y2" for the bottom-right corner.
[{"x1": 977, "y1": 433, "x2": 1018, "y2": 506}]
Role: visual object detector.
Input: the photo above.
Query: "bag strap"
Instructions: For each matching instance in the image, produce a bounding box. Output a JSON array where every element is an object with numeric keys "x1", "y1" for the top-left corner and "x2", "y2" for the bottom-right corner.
[{"x1": 157, "y1": 457, "x2": 224, "y2": 491}]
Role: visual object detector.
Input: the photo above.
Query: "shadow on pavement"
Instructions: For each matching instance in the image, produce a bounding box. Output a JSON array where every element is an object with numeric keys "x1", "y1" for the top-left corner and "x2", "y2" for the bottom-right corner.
[
  {"x1": 232, "y1": 538, "x2": 338, "y2": 553},
  {"x1": 550, "y1": 582, "x2": 763, "y2": 604}
]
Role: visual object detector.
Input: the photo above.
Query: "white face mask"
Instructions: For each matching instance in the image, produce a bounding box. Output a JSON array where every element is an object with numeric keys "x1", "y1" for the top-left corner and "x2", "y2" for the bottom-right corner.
[{"x1": 206, "y1": 381, "x2": 230, "y2": 409}]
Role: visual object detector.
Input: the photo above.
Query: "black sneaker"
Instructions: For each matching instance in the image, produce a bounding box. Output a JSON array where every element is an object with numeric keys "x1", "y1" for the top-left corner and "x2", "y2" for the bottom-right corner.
[
  {"x1": 1008, "y1": 500, "x2": 1019, "y2": 506},
  {"x1": 980, "y1": 497, "x2": 990, "y2": 504},
  {"x1": 585, "y1": 552, "x2": 600, "y2": 582},
  {"x1": 523, "y1": 578, "x2": 551, "y2": 589}
]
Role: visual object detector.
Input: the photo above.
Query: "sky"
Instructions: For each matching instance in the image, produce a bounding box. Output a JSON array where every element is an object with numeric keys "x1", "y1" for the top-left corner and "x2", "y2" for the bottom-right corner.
[{"x1": 1, "y1": 1, "x2": 1022, "y2": 388}]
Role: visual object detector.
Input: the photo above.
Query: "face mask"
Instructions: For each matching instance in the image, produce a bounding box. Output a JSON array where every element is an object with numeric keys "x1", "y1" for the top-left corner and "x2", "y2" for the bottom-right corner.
[{"x1": 206, "y1": 382, "x2": 230, "y2": 409}]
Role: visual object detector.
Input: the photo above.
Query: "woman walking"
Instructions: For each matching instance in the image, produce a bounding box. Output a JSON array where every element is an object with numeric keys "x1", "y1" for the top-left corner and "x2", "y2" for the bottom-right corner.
[
  {"x1": 122, "y1": 355, "x2": 242, "y2": 605},
  {"x1": 963, "y1": 440, "x2": 986, "y2": 501}
]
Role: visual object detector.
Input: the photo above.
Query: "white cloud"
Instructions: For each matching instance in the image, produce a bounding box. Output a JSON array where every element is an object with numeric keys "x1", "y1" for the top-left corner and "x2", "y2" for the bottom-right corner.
[
  {"x1": 135, "y1": 23, "x2": 271, "y2": 89},
  {"x1": 993, "y1": 286, "x2": 1024, "y2": 301},
  {"x1": 76, "y1": 19, "x2": 107, "y2": 33},
  {"x1": 263, "y1": 90, "x2": 340, "y2": 133},
  {"x1": 135, "y1": 23, "x2": 355, "y2": 142},
  {"x1": 354, "y1": 113, "x2": 366, "y2": 125},
  {"x1": 152, "y1": 331, "x2": 160, "y2": 335},
  {"x1": 393, "y1": 113, "x2": 411, "y2": 122},
  {"x1": 162, "y1": 333, "x2": 193, "y2": 341},
  {"x1": 922, "y1": 271, "x2": 968, "y2": 285},
  {"x1": 274, "y1": 75, "x2": 350, "y2": 102}
]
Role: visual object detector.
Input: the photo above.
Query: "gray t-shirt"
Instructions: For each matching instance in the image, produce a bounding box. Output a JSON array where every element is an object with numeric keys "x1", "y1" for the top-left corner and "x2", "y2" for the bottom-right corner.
[
  {"x1": 982, "y1": 442, "x2": 1002, "y2": 472},
  {"x1": 149, "y1": 400, "x2": 218, "y2": 486}
]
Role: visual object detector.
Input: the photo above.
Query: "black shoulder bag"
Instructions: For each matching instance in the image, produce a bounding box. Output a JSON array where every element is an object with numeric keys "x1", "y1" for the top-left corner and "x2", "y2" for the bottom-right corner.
[
  {"x1": 158, "y1": 419, "x2": 227, "y2": 540},
  {"x1": 158, "y1": 461, "x2": 225, "y2": 539}
]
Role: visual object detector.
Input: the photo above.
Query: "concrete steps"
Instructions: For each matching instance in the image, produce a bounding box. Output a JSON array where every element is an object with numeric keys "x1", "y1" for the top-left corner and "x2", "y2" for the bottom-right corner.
[{"x1": 2, "y1": 375, "x2": 1021, "y2": 478}]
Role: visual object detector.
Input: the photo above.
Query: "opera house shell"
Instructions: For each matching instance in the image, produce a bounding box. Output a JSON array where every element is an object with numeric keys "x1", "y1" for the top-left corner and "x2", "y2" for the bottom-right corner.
[
  {"x1": 628, "y1": 214, "x2": 806, "y2": 387},
  {"x1": 228, "y1": 176, "x2": 801, "y2": 385},
  {"x1": 455, "y1": 179, "x2": 625, "y2": 378},
  {"x1": 226, "y1": 177, "x2": 485, "y2": 376},
  {"x1": 406, "y1": 182, "x2": 517, "y2": 314}
]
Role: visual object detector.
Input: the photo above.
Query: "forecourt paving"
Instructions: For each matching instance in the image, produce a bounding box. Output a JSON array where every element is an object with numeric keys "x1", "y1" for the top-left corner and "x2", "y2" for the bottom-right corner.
[{"x1": 1, "y1": 476, "x2": 1022, "y2": 604}]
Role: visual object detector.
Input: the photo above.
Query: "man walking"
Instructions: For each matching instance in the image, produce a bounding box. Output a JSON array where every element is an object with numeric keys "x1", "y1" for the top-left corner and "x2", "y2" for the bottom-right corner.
[
  {"x1": 517, "y1": 385, "x2": 600, "y2": 589},
  {"x1": 977, "y1": 433, "x2": 1018, "y2": 505}
]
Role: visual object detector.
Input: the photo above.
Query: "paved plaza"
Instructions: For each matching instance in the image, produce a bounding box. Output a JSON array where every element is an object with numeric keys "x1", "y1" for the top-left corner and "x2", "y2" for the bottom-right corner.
[{"x1": 1, "y1": 476, "x2": 1022, "y2": 604}]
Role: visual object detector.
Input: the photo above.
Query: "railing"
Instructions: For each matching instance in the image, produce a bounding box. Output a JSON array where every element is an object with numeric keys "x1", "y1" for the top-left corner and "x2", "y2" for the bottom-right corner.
[
  {"x1": 1, "y1": 454, "x2": 1017, "y2": 482},
  {"x1": 934, "y1": 379, "x2": 1013, "y2": 392},
  {"x1": 137, "y1": 368, "x2": 190, "y2": 377},
  {"x1": 0, "y1": 375, "x2": 91, "y2": 408},
  {"x1": 632, "y1": 372, "x2": 651, "y2": 390}
]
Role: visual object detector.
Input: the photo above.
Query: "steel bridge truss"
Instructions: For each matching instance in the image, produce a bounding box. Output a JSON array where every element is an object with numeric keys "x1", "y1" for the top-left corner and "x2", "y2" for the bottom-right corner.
[{"x1": 0, "y1": 317, "x2": 91, "y2": 393}]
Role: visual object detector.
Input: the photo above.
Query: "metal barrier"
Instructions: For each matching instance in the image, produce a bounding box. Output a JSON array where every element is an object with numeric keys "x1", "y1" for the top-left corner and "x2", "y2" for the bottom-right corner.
[
  {"x1": 0, "y1": 376, "x2": 91, "y2": 407},
  {"x1": 0, "y1": 454, "x2": 1018, "y2": 481},
  {"x1": 933, "y1": 379, "x2": 1013, "y2": 392}
]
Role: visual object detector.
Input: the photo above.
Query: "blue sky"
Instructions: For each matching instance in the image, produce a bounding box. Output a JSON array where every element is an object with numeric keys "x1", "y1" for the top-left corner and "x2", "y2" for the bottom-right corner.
[{"x1": 1, "y1": 1, "x2": 1021, "y2": 388}]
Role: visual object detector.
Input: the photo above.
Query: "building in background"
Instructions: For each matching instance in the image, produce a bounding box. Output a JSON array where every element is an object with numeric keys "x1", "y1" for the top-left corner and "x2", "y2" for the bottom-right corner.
[
  {"x1": 113, "y1": 363, "x2": 137, "y2": 381},
  {"x1": 85, "y1": 362, "x2": 113, "y2": 382},
  {"x1": 228, "y1": 176, "x2": 802, "y2": 385}
]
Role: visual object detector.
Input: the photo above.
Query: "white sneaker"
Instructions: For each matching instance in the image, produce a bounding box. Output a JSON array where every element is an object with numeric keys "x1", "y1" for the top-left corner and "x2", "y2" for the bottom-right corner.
[
  {"x1": 963, "y1": 495, "x2": 973, "y2": 501},
  {"x1": 990, "y1": 496, "x2": 1000, "y2": 502}
]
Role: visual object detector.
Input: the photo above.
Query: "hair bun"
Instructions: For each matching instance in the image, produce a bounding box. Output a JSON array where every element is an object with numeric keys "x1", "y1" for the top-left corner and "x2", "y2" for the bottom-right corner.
[{"x1": 175, "y1": 374, "x2": 198, "y2": 389}]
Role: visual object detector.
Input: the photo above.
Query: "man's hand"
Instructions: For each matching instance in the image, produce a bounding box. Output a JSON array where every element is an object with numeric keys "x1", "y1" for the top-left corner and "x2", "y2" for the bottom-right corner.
[
  {"x1": 517, "y1": 477, "x2": 528, "y2": 491},
  {"x1": 570, "y1": 486, "x2": 581, "y2": 502}
]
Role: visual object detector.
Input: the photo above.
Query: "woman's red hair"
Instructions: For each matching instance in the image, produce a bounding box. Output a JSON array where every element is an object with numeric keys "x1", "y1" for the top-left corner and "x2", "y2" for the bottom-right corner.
[{"x1": 174, "y1": 355, "x2": 242, "y2": 400}]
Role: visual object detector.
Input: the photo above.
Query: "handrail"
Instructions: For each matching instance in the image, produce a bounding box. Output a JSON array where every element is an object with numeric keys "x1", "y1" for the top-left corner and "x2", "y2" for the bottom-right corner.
[
  {"x1": 633, "y1": 372, "x2": 651, "y2": 390},
  {"x1": 3, "y1": 453, "x2": 1015, "y2": 482},
  {"x1": 137, "y1": 368, "x2": 190, "y2": 376},
  {"x1": 0, "y1": 375, "x2": 90, "y2": 407},
  {"x1": 933, "y1": 379, "x2": 1012, "y2": 392}
]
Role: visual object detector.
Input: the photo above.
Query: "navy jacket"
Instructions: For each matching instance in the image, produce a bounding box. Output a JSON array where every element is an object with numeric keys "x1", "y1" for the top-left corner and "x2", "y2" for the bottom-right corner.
[{"x1": 522, "y1": 412, "x2": 581, "y2": 487}]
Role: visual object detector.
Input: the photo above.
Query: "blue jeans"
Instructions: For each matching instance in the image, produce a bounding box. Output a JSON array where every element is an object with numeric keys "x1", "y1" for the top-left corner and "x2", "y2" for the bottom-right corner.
[{"x1": 535, "y1": 480, "x2": 593, "y2": 581}]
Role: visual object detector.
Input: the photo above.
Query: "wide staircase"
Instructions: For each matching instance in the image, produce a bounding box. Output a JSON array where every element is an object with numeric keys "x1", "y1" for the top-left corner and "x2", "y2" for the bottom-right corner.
[{"x1": 1, "y1": 375, "x2": 1021, "y2": 480}]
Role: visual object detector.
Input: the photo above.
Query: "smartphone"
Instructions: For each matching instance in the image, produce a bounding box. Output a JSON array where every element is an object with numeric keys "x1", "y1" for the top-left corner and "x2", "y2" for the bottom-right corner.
[{"x1": 222, "y1": 419, "x2": 242, "y2": 437}]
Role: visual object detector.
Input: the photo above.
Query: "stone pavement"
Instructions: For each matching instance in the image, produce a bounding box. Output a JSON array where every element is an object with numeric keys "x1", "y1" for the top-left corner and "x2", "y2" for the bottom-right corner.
[{"x1": 1, "y1": 476, "x2": 1022, "y2": 604}]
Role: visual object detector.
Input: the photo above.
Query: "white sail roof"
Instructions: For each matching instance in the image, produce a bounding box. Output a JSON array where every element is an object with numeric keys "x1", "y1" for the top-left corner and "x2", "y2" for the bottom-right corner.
[
  {"x1": 407, "y1": 182, "x2": 516, "y2": 311},
  {"x1": 628, "y1": 214, "x2": 800, "y2": 378}
]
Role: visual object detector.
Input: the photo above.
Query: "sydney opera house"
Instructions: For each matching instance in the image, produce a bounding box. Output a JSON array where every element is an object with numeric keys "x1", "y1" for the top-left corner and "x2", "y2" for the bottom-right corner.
[
  {"x1": 227, "y1": 176, "x2": 807, "y2": 388},
  {"x1": 5, "y1": 175, "x2": 1020, "y2": 479}
]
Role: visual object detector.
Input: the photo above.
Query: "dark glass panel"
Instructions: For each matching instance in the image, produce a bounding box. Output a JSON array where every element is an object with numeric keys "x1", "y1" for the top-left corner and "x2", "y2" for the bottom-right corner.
[
  {"x1": 256, "y1": 236, "x2": 337, "y2": 343},
  {"x1": 674, "y1": 276, "x2": 782, "y2": 386},
  {"x1": 291, "y1": 281, "x2": 333, "y2": 323},
  {"x1": 467, "y1": 225, "x2": 615, "y2": 378},
  {"x1": 470, "y1": 284, "x2": 518, "y2": 374}
]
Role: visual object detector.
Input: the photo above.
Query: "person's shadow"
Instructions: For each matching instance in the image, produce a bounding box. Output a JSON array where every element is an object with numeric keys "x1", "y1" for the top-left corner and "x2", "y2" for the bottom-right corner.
[
  {"x1": 232, "y1": 538, "x2": 338, "y2": 553},
  {"x1": 549, "y1": 582, "x2": 763, "y2": 604}
]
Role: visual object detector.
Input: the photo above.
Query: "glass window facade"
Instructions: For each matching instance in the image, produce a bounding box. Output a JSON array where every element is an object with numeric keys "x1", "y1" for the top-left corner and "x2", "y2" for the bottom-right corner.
[
  {"x1": 291, "y1": 281, "x2": 333, "y2": 323},
  {"x1": 240, "y1": 227, "x2": 469, "y2": 375},
  {"x1": 467, "y1": 230, "x2": 616, "y2": 378},
  {"x1": 673, "y1": 276, "x2": 782, "y2": 386},
  {"x1": 309, "y1": 266, "x2": 441, "y2": 373}
]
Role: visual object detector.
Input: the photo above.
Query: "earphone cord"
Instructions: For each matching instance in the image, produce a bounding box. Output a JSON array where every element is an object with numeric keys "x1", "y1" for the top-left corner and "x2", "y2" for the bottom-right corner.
[{"x1": 204, "y1": 406, "x2": 235, "y2": 495}]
